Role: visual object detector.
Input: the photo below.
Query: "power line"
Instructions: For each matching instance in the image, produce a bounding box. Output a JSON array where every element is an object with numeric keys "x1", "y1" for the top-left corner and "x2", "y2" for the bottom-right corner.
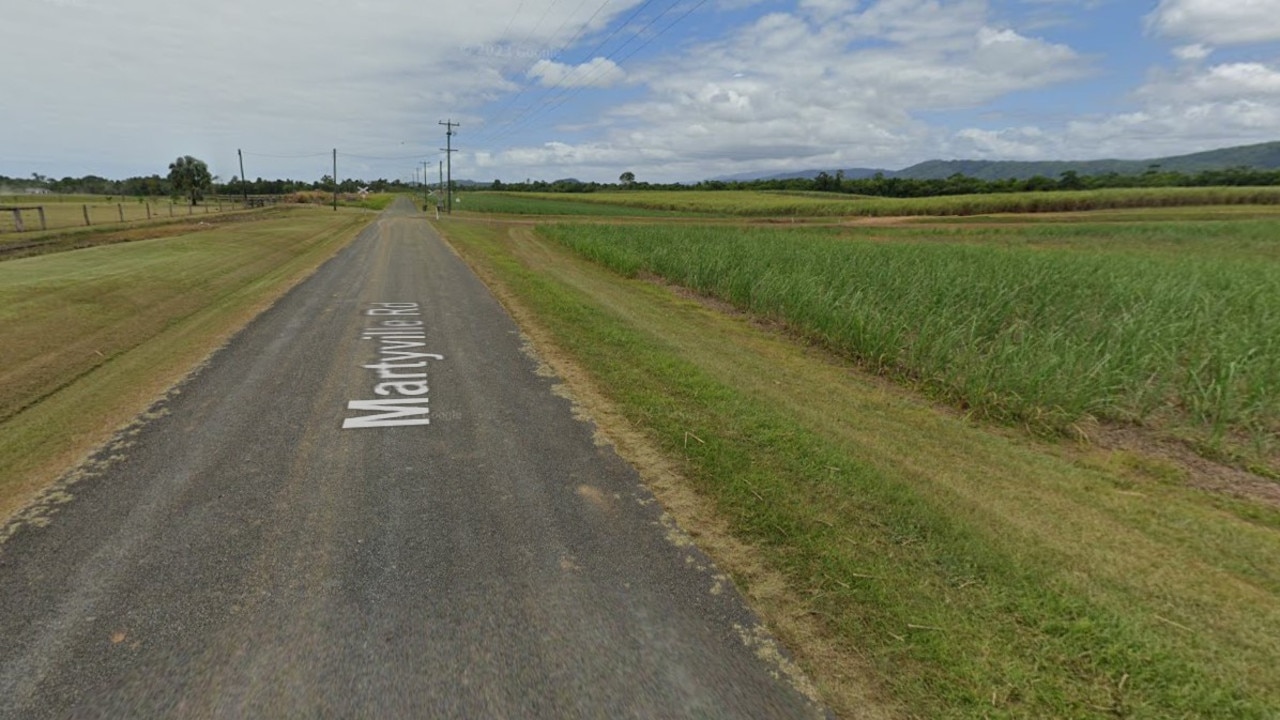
[
  {"x1": 339, "y1": 151, "x2": 435, "y2": 161},
  {"x1": 540, "y1": 0, "x2": 595, "y2": 60},
  {"x1": 473, "y1": 0, "x2": 664, "y2": 143},
  {"x1": 522, "y1": 0, "x2": 565, "y2": 53},
  {"x1": 471, "y1": 0, "x2": 616, "y2": 141},
  {"x1": 242, "y1": 150, "x2": 332, "y2": 159},
  {"x1": 483, "y1": 0, "x2": 703, "y2": 145},
  {"x1": 498, "y1": 0, "x2": 531, "y2": 47}
]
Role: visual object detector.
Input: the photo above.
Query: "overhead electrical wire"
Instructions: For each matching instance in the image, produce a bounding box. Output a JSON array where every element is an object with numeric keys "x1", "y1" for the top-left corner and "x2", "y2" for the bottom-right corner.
[
  {"x1": 472, "y1": 0, "x2": 621, "y2": 142},
  {"x1": 482, "y1": 0, "x2": 706, "y2": 145},
  {"x1": 472, "y1": 0, "x2": 665, "y2": 144},
  {"x1": 242, "y1": 150, "x2": 332, "y2": 159},
  {"x1": 539, "y1": 0, "x2": 596, "y2": 59},
  {"x1": 339, "y1": 151, "x2": 435, "y2": 161}
]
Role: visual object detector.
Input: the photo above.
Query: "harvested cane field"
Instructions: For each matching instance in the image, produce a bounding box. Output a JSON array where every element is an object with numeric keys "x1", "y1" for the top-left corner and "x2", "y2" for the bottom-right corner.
[{"x1": 435, "y1": 199, "x2": 1280, "y2": 718}]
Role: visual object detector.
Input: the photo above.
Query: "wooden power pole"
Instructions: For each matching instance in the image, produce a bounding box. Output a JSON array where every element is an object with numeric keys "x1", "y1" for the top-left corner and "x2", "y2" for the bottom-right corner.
[
  {"x1": 439, "y1": 119, "x2": 459, "y2": 214},
  {"x1": 237, "y1": 149, "x2": 249, "y2": 205}
]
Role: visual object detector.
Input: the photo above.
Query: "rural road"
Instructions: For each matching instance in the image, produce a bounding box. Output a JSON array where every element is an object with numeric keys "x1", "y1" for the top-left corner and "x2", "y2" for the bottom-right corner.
[{"x1": 0, "y1": 199, "x2": 825, "y2": 718}]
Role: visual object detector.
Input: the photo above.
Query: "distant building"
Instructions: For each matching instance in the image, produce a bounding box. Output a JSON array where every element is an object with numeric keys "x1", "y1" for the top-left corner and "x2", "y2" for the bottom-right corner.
[{"x1": 24, "y1": 188, "x2": 51, "y2": 195}]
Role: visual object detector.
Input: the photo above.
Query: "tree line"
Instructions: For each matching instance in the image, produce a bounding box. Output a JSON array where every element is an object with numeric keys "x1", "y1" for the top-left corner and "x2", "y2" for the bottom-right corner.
[
  {"x1": 2, "y1": 172, "x2": 416, "y2": 199},
  {"x1": 9, "y1": 164, "x2": 1280, "y2": 202},
  {"x1": 487, "y1": 165, "x2": 1280, "y2": 197}
]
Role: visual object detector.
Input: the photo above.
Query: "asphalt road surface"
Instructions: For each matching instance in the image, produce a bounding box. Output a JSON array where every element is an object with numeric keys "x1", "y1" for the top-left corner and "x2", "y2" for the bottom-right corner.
[{"x1": 0, "y1": 199, "x2": 826, "y2": 718}]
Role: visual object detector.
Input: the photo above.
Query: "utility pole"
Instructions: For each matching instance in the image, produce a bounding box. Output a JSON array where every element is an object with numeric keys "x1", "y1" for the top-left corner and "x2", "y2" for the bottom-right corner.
[
  {"x1": 332, "y1": 148, "x2": 338, "y2": 211},
  {"x1": 237, "y1": 149, "x2": 248, "y2": 206},
  {"x1": 423, "y1": 161, "x2": 429, "y2": 208},
  {"x1": 439, "y1": 119, "x2": 459, "y2": 214}
]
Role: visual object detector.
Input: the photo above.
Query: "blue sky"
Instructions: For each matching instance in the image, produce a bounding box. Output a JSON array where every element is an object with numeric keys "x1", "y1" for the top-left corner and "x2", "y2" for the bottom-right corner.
[{"x1": 3, "y1": 0, "x2": 1280, "y2": 184}]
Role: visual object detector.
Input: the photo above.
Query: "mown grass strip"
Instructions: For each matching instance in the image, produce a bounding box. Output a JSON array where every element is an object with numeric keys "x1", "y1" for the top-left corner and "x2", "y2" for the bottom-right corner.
[
  {"x1": 438, "y1": 219, "x2": 1280, "y2": 718},
  {"x1": 0, "y1": 208, "x2": 371, "y2": 523},
  {"x1": 540, "y1": 222, "x2": 1280, "y2": 469}
]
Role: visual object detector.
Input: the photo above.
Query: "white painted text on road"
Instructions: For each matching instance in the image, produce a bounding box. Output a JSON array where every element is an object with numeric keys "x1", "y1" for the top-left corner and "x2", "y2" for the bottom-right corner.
[{"x1": 342, "y1": 303, "x2": 442, "y2": 429}]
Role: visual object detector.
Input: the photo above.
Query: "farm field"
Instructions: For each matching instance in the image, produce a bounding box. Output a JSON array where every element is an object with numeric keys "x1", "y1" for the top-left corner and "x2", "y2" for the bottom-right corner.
[
  {"x1": 466, "y1": 186, "x2": 1280, "y2": 217},
  {"x1": 434, "y1": 200, "x2": 1280, "y2": 717},
  {"x1": 542, "y1": 219, "x2": 1280, "y2": 471},
  {"x1": 456, "y1": 191, "x2": 687, "y2": 217},
  {"x1": 0, "y1": 207, "x2": 371, "y2": 525}
]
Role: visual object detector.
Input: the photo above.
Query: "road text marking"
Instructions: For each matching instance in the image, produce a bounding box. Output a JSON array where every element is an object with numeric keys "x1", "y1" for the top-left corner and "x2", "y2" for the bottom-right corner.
[{"x1": 342, "y1": 303, "x2": 443, "y2": 429}]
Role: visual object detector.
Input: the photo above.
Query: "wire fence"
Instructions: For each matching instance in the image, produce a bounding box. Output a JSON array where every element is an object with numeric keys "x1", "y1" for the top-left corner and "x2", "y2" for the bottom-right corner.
[{"x1": 0, "y1": 196, "x2": 263, "y2": 234}]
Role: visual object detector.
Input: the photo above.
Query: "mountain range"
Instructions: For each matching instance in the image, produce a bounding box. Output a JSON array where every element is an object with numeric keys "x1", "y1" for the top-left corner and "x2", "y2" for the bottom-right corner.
[{"x1": 708, "y1": 141, "x2": 1280, "y2": 183}]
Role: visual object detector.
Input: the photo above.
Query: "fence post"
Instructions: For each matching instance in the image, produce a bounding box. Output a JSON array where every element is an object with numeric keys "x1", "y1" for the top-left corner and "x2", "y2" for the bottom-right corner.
[
  {"x1": 169, "y1": 203, "x2": 173, "y2": 217},
  {"x1": 188, "y1": 203, "x2": 193, "y2": 215},
  {"x1": 37, "y1": 206, "x2": 46, "y2": 231},
  {"x1": 11, "y1": 208, "x2": 23, "y2": 233},
  {"x1": 146, "y1": 203, "x2": 151, "y2": 220},
  {"x1": 118, "y1": 203, "x2": 125, "y2": 222},
  {"x1": 83, "y1": 205, "x2": 91, "y2": 226}
]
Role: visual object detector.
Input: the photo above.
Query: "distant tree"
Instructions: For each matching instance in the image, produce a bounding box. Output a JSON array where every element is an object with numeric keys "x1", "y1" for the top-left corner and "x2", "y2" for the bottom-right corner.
[
  {"x1": 168, "y1": 156, "x2": 212, "y2": 206},
  {"x1": 1058, "y1": 170, "x2": 1084, "y2": 191},
  {"x1": 813, "y1": 171, "x2": 839, "y2": 192},
  {"x1": 619, "y1": 171, "x2": 636, "y2": 186}
]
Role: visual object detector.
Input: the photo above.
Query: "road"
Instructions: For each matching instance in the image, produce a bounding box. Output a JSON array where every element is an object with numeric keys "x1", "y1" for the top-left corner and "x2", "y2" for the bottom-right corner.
[{"x1": 0, "y1": 199, "x2": 825, "y2": 718}]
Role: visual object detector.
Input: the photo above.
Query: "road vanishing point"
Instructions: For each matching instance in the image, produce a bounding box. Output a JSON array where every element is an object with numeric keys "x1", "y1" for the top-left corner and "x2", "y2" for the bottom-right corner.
[{"x1": 0, "y1": 199, "x2": 827, "y2": 718}]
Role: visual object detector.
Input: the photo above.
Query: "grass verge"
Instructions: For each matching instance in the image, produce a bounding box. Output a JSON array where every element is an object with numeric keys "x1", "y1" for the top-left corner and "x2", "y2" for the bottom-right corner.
[
  {"x1": 436, "y1": 218, "x2": 1280, "y2": 718},
  {"x1": 0, "y1": 207, "x2": 371, "y2": 525}
]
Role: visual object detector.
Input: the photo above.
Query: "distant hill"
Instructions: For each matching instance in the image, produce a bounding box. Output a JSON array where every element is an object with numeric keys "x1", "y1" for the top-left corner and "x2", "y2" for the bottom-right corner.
[
  {"x1": 712, "y1": 141, "x2": 1280, "y2": 183},
  {"x1": 711, "y1": 167, "x2": 888, "y2": 182}
]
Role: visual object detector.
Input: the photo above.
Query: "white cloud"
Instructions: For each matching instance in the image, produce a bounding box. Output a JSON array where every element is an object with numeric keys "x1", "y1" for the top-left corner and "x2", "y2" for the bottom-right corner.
[
  {"x1": 953, "y1": 127, "x2": 1052, "y2": 160},
  {"x1": 1172, "y1": 43, "x2": 1213, "y2": 61},
  {"x1": 1139, "y1": 62, "x2": 1280, "y2": 104},
  {"x1": 10, "y1": 0, "x2": 1275, "y2": 185},
  {"x1": 0, "y1": 0, "x2": 645, "y2": 180},
  {"x1": 1058, "y1": 59, "x2": 1280, "y2": 157},
  {"x1": 480, "y1": 0, "x2": 1088, "y2": 180},
  {"x1": 1147, "y1": 0, "x2": 1280, "y2": 45},
  {"x1": 527, "y1": 58, "x2": 626, "y2": 88}
]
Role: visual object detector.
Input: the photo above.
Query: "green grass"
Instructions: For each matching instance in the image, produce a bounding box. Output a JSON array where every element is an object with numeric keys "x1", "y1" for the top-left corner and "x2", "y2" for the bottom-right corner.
[
  {"x1": 540, "y1": 221, "x2": 1280, "y2": 467},
  {"x1": 354, "y1": 193, "x2": 398, "y2": 211},
  {"x1": 911, "y1": 205, "x2": 1280, "y2": 224},
  {"x1": 485, "y1": 187, "x2": 1280, "y2": 217},
  {"x1": 0, "y1": 207, "x2": 370, "y2": 522},
  {"x1": 438, "y1": 219, "x2": 1280, "y2": 718}
]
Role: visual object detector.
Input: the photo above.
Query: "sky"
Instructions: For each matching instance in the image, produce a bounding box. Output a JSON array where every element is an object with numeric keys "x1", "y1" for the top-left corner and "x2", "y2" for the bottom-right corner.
[{"x1": 3, "y1": 0, "x2": 1280, "y2": 184}]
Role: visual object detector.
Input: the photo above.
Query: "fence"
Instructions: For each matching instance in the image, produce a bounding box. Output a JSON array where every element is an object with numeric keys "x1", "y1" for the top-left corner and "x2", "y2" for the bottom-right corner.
[{"x1": 0, "y1": 196, "x2": 249, "y2": 234}]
